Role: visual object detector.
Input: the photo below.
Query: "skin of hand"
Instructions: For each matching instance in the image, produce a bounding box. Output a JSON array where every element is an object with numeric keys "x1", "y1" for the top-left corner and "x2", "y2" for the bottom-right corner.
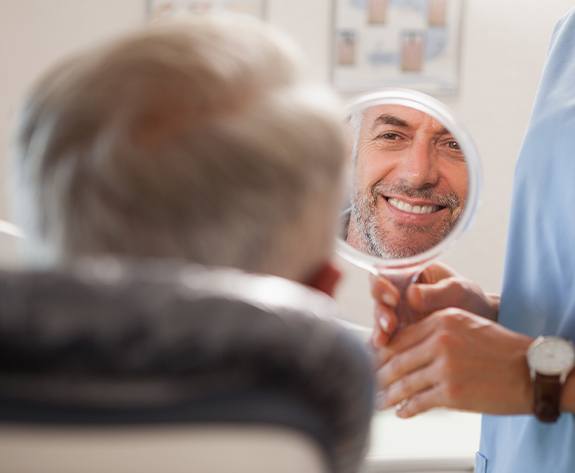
[
  {"x1": 370, "y1": 261, "x2": 500, "y2": 349},
  {"x1": 369, "y1": 262, "x2": 575, "y2": 418},
  {"x1": 376, "y1": 308, "x2": 533, "y2": 418}
]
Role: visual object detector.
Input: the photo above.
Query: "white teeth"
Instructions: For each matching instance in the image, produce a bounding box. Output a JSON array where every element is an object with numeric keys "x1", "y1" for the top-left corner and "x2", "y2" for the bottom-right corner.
[{"x1": 387, "y1": 198, "x2": 438, "y2": 215}]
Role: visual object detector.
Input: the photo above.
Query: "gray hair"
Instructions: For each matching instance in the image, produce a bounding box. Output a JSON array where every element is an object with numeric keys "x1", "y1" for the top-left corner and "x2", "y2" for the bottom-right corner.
[{"x1": 11, "y1": 15, "x2": 347, "y2": 282}]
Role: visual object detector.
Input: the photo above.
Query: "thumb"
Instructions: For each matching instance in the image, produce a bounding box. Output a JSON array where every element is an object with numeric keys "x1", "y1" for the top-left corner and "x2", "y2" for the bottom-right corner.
[
  {"x1": 417, "y1": 261, "x2": 459, "y2": 284},
  {"x1": 407, "y1": 278, "x2": 458, "y2": 314}
]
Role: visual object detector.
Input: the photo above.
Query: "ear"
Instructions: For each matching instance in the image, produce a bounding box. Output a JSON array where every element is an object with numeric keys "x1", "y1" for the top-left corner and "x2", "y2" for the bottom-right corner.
[{"x1": 306, "y1": 261, "x2": 341, "y2": 297}]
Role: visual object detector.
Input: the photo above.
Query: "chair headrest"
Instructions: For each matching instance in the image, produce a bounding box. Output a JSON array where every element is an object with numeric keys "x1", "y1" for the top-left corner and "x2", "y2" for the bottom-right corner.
[{"x1": 0, "y1": 261, "x2": 374, "y2": 473}]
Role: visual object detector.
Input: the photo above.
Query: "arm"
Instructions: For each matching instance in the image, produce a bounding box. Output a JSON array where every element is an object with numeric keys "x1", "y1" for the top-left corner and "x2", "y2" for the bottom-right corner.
[
  {"x1": 376, "y1": 308, "x2": 575, "y2": 418},
  {"x1": 369, "y1": 263, "x2": 575, "y2": 418},
  {"x1": 375, "y1": 310, "x2": 532, "y2": 417}
]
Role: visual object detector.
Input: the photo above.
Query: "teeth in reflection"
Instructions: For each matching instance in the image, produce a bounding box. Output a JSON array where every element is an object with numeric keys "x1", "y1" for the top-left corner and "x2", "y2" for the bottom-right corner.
[{"x1": 388, "y1": 198, "x2": 438, "y2": 215}]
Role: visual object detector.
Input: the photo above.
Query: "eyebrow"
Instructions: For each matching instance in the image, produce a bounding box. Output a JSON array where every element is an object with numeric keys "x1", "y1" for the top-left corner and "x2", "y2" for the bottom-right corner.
[
  {"x1": 371, "y1": 114, "x2": 409, "y2": 130},
  {"x1": 371, "y1": 113, "x2": 451, "y2": 136}
]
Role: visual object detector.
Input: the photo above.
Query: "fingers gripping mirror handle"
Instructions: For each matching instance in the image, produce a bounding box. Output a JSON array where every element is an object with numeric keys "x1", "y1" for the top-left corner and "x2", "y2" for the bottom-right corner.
[{"x1": 382, "y1": 269, "x2": 422, "y2": 333}]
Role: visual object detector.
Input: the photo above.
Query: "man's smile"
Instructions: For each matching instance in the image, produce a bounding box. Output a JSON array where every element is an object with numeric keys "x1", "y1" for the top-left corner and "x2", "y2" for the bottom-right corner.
[
  {"x1": 378, "y1": 193, "x2": 449, "y2": 223},
  {"x1": 385, "y1": 196, "x2": 442, "y2": 215},
  {"x1": 348, "y1": 183, "x2": 463, "y2": 258}
]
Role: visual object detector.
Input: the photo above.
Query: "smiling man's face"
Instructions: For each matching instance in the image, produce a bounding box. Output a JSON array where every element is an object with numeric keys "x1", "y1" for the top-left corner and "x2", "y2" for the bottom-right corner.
[{"x1": 346, "y1": 104, "x2": 468, "y2": 258}]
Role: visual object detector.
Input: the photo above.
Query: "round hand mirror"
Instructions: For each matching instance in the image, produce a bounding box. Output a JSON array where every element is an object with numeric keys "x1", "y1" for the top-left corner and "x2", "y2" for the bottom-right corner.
[{"x1": 337, "y1": 89, "x2": 481, "y2": 331}]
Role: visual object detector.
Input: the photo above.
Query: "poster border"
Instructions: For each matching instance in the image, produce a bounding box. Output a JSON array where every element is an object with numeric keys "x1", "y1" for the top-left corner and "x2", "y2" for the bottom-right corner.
[{"x1": 329, "y1": 0, "x2": 465, "y2": 96}]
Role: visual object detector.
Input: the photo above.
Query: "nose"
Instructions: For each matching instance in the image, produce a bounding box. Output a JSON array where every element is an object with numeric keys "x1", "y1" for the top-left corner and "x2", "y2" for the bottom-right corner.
[{"x1": 395, "y1": 138, "x2": 439, "y2": 188}]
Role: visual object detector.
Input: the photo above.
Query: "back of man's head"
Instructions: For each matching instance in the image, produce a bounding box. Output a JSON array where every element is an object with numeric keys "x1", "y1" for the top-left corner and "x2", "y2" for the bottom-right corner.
[{"x1": 12, "y1": 14, "x2": 347, "y2": 283}]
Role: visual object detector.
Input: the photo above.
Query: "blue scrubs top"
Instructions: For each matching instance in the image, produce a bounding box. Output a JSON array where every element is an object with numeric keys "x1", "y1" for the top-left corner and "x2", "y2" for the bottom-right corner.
[{"x1": 477, "y1": 8, "x2": 575, "y2": 473}]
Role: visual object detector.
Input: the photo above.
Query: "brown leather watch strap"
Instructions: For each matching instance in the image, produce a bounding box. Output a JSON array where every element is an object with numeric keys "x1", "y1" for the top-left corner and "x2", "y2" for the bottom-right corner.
[{"x1": 533, "y1": 373, "x2": 562, "y2": 423}]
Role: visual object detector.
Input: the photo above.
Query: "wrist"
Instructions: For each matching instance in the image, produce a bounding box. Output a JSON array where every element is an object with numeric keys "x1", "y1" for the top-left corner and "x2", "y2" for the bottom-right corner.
[
  {"x1": 516, "y1": 335, "x2": 534, "y2": 414},
  {"x1": 527, "y1": 336, "x2": 575, "y2": 422}
]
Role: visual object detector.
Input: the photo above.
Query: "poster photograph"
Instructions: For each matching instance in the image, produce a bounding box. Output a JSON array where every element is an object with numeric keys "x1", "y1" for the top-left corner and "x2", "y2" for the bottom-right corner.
[{"x1": 332, "y1": 0, "x2": 463, "y2": 95}]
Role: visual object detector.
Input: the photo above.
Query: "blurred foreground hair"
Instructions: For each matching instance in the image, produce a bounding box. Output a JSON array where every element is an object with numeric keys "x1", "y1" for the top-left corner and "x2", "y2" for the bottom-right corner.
[{"x1": 12, "y1": 14, "x2": 347, "y2": 281}]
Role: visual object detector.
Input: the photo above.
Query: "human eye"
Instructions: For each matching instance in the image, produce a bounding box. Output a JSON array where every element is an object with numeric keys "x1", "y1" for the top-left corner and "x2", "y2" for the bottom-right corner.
[
  {"x1": 446, "y1": 140, "x2": 461, "y2": 151},
  {"x1": 376, "y1": 131, "x2": 404, "y2": 141},
  {"x1": 437, "y1": 136, "x2": 464, "y2": 159},
  {"x1": 373, "y1": 131, "x2": 408, "y2": 149},
  {"x1": 438, "y1": 136, "x2": 460, "y2": 150}
]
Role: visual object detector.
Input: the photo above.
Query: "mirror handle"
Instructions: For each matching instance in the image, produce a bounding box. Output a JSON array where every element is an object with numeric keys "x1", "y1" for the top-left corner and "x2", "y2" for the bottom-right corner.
[{"x1": 379, "y1": 268, "x2": 422, "y2": 333}]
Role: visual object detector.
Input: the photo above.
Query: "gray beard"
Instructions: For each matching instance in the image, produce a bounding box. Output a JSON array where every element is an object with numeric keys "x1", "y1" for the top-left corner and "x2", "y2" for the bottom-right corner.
[{"x1": 350, "y1": 181, "x2": 461, "y2": 259}]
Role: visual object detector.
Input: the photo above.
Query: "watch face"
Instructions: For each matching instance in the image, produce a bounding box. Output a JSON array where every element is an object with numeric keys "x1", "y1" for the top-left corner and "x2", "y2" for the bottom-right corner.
[{"x1": 528, "y1": 337, "x2": 575, "y2": 376}]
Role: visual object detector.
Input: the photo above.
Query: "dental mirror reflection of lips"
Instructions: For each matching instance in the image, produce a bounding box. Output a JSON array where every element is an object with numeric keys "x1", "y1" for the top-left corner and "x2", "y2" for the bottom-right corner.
[{"x1": 337, "y1": 89, "x2": 482, "y2": 334}]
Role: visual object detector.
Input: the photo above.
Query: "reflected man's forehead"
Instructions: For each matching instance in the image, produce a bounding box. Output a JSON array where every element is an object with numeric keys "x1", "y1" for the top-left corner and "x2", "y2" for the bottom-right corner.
[{"x1": 364, "y1": 105, "x2": 449, "y2": 135}]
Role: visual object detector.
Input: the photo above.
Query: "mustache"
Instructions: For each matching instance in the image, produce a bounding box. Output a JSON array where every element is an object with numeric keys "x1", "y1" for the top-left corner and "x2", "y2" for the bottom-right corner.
[{"x1": 370, "y1": 181, "x2": 461, "y2": 210}]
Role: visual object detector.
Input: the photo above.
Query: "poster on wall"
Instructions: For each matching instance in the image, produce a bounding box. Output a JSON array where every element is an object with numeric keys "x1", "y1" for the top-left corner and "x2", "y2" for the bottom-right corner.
[
  {"x1": 148, "y1": 0, "x2": 267, "y2": 20},
  {"x1": 331, "y1": 0, "x2": 463, "y2": 95}
]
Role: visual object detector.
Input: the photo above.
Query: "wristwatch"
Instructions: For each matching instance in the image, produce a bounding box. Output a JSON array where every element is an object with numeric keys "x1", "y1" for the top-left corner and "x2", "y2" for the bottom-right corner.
[{"x1": 526, "y1": 336, "x2": 575, "y2": 423}]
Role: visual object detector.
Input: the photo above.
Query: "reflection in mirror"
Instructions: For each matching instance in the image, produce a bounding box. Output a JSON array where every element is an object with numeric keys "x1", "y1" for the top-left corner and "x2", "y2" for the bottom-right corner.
[
  {"x1": 343, "y1": 103, "x2": 468, "y2": 260},
  {"x1": 337, "y1": 89, "x2": 481, "y2": 333}
]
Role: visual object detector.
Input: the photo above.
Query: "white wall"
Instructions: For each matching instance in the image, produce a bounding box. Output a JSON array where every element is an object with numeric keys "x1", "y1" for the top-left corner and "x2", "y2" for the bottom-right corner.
[
  {"x1": 0, "y1": 0, "x2": 573, "y2": 323},
  {"x1": 0, "y1": 0, "x2": 145, "y2": 216}
]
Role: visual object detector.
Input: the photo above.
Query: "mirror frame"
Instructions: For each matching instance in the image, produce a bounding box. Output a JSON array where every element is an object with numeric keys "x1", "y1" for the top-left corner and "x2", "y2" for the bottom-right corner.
[{"x1": 337, "y1": 88, "x2": 482, "y2": 273}]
